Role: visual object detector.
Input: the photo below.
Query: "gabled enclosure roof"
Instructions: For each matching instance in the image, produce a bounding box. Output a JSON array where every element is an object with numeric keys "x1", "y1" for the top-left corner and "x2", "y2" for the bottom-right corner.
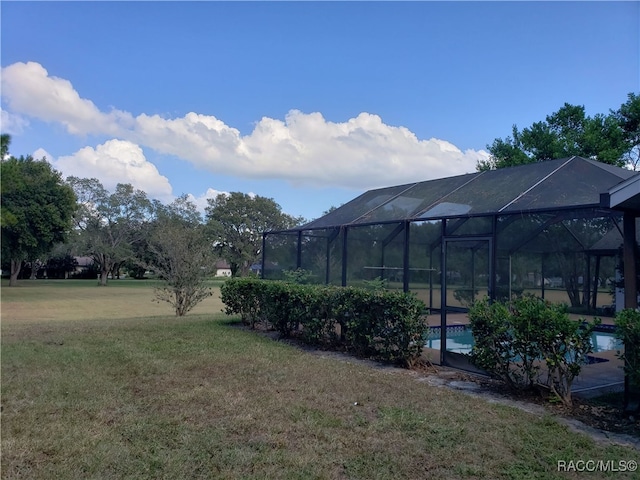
[{"x1": 301, "y1": 157, "x2": 636, "y2": 230}]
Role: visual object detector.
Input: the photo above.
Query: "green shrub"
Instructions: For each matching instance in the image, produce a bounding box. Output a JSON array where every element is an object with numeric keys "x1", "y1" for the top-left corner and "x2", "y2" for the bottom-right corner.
[
  {"x1": 468, "y1": 298, "x2": 523, "y2": 388},
  {"x1": 263, "y1": 282, "x2": 313, "y2": 338},
  {"x1": 298, "y1": 286, "x2": 340, "y2": 347},
  {"x1": 614, "y1": 309, "x2": 640, "y2": 388},
  {"x1": 220, "y1": 278, "x2": 427, "y2": 367},
  {"x1": 220, "y1": 278, "x2": 268, "y2": 328},
  {"x1": 469, "y1": 295, "x2": 599, "y2": 406},
  {"x1": 530, "y1": 300, "x2": 598, "y2": 406},
  {"x1": 361, "y1": 277, "x2": 387, "y2": 291},
  {"x1": 282, "y1": 268, "x2": 315, "y2": 285}
]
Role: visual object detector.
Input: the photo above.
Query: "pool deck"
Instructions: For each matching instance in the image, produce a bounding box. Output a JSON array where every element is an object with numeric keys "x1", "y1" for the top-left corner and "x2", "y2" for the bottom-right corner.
[
  {"x1": 426, "y1": 313, "x2": 625, "y2": 399},
  {"x1": 426, "y1": 312, "x2": 617, "y2": 328}
]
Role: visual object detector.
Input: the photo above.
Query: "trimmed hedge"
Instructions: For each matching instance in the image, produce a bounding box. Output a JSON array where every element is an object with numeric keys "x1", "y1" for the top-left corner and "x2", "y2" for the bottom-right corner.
[{"x1": 220, "y1": 278, "x2": 427, "y2": 367}]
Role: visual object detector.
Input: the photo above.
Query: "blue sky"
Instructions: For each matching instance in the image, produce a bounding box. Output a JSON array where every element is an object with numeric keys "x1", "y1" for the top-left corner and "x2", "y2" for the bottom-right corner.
[{"x1": 1, "y1": 1, "x2": 638, "y2": 221}]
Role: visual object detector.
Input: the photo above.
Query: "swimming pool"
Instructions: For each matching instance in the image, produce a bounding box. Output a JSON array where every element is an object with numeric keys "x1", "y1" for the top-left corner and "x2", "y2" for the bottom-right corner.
[{"x1": 424, "y1": 327, "x2": 622, "y2": 355}]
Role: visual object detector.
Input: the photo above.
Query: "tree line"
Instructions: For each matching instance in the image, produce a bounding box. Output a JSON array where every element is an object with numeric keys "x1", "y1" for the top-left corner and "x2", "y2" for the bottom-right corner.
[
  {"x1": 1, "y1": 134, "x2": 303, "y2": 314},
  {"x1": 2, "y1": 93, "x2": 638, "y2": 313}
]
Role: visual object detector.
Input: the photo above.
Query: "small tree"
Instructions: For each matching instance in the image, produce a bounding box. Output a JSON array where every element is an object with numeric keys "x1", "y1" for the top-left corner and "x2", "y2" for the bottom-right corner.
[{"x1": 146, "y1": 197, "x2": 214, "y2": 316}]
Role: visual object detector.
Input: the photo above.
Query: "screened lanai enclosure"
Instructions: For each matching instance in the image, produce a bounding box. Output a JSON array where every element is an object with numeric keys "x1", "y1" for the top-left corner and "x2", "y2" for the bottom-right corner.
[{"x1": 262, "y1": 157, "x2": 639, "y2": 368}]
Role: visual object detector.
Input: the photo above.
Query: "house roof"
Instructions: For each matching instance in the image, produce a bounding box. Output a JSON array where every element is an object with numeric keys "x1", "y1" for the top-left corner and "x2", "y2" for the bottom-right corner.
[
  {"x1": 602, "y1": 171, "x2": 640, "y2": 212},
  {"x1": 298, "y1": 157, "x2": 636, "y2": 230},
  {"x1": 215, "y1": 260, "x2": 231, "y2": 269},
  {"x1": 75, "y1": 256, "x2": 94, "y2": 267}
]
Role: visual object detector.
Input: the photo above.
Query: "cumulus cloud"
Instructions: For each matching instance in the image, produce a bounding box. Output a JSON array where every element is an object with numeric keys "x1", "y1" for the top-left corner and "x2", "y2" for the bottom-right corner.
[
  {"x1": 186, "y1": 188, "x2": 230, "y2": 213},
  {"x1": 1, "y1": 62, "x2": 132, "y2": 136},
  {"x1": 1, "y1": 108, "x2": 29, "y2": 135},
  {"x1": 33, "y1": 147, "x2": 53, "y2": 161},
  {"x1": 1, "y1": 61, "x2": 489, "y2": 190},
  {"x1": 54, "y1": 139, "x2": 173, "y2": 199}
]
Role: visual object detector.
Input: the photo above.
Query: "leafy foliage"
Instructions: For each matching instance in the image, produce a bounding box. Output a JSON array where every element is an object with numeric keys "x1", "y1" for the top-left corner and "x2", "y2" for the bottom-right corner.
[
  {"x1": 67, "y1": 177, "x2": 153, "y2": 285},
  {"x1": 478, "y1": 99, "x2": 635, "y2": 171},
  {"x1": 614, "y1": 309, "x2": 640, "y2": 388},
  {"x1": 205, "y1": 192, "x2": 303, "y2": 277},
  {"x1": 45, "y1": 253, "x2": 79, "y2": 279},
  {"x1": 469, "y1": 296, "x2": 599, "y2": 406},
  {"x1": 1, "y1": 139, "x2": 77, "y2": 286},
  {"x1": 220, "y1": 278, "x2": 427, "y2": 367},
  {"x1": 282, "y1": 268, "x2": 315, "y2": 284},
  {"x1": 614, "y1": 93, "x2": 640, "y2": 170},
  {"x1": 0, "y1": 133, "x2": 10, "y2": 159},
  {"x1": 145, "y1": 197, "x2": 213, "y2": 316}
]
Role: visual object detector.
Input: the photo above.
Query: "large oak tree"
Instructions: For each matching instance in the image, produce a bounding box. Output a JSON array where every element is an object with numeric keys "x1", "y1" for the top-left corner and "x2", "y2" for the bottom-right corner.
[
  {"x1": 205, "y1": 192, "x2": 303, "y2": 277},
  {"x1": 1, "y1": 136, "x2": 76, "y2": 286},
  {"x1": 476, "y1": 95, "x2": 640, "y2": 307},
  {"x1": 478, "y1": 95, "x2": 639, "y2": 171},
  {"x1": 67, "y1": 177, "x2": 153, "y2": 286}
]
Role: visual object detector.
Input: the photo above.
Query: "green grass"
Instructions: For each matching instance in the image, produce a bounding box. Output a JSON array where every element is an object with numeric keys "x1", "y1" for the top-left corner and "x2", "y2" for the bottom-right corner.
[
  {"x1": 1, "y1": 282, "x2": 638, "y2": 479},
  {"x1": 0, "y1": 278, "x2": 226, "y2": 323}
]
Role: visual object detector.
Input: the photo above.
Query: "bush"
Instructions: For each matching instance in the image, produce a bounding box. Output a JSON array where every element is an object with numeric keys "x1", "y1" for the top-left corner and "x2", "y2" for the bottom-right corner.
[
  {"x1": 281, "y1": 268, "x2": 314, "y2": 285},
  {"x1": 298, "y1": 286, "x2": 339, "y2": 347},
  {"x1": 220, "y1": 278, "x2": 427, "y2": 367},
  {"x1": 614, "y1": 309, "x2": 640, "y2": 389},
  {"x1": 469, "y1": 295, "x2": 599, "y2": 406},
  {"x1": 220, "y1": 278, "x2": 268, "y2": 328},
  {"x1": 467, "y1": 298, "x2": 523, "y2": 388}
]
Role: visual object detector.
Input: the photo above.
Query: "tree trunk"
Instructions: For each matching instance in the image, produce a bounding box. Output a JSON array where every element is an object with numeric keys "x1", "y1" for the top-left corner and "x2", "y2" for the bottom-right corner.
[
  {"x1": 9, "y1": 259, "x2": 22, "y2": 287},
  {"x1": 230, "y1": 262, "x2": 240, "y2": 277},
  {"x1": 99, "y1": 268, "x2": 109, "y2": 286},
  {"x1": 29, "y1": 261, "x2": 37, "y2": 280},
  {"x1": 94, "y1": 253, "x2": 111, "y2": 286},
  {"x1": 112, "y1": 262, "x2": 121, "y2": 279},
  {"x1": 556, "y1": 252, "x2": 583, "y2": 308}
]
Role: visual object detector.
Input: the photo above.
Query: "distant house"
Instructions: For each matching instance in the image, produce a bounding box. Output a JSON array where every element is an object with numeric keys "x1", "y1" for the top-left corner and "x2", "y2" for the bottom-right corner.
[
  {"x1": 74, "y1": 256, "x2": 96, "y2": 276},
  {"x1": 215, "y1": 260, "x2": 232, "y2": 277}
]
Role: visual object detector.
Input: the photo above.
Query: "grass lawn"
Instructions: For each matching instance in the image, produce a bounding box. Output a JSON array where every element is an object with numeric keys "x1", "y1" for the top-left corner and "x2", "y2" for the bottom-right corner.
[{"x1": 1, "y1": 280, "x2": 638, "y2": 479}]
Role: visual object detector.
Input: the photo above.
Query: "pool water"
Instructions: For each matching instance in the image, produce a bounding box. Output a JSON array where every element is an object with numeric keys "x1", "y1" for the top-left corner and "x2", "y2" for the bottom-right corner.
[{"x1": 425, "y1": 327, "x2": 622, "y2": 355}]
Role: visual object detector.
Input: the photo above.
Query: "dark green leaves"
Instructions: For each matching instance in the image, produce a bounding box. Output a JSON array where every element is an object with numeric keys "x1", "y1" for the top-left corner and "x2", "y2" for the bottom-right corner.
[
  {"x1": 1, "y1": 147, "x2": 76, "y2": 284},
  {"x1": 480, "y1": 96, "x2": 638, "y2": 170},
  {"x1": 220, "y1": 278, "x2": 427, "y2": 367}
]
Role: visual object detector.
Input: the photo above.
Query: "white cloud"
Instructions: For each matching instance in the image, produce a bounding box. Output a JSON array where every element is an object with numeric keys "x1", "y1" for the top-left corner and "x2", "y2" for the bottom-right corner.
[
  {"x1": 54, "y1": 139, "x2": 173, "y2": 199},
  {"x1": 1, "y1": 61, "x2": 490, "y2": 190},
  {"x1": 186, "y1": 188, "x2": 229, "y2": 213},
  {"x1": 1, "y1": 108, "x2": 29, "y2": 135},
  {"x1": 1, "y1": 62, "x2": 132, "y2": 136},
  {"x1": 33, "y1": 147, "x2": 53, "y2": 161},
  {"x1": 186, "y1": 189, "x2": 258, "y2": 213},
  {"x1": 240, "y1": 111, "x2": 489, "y2": 188}
]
